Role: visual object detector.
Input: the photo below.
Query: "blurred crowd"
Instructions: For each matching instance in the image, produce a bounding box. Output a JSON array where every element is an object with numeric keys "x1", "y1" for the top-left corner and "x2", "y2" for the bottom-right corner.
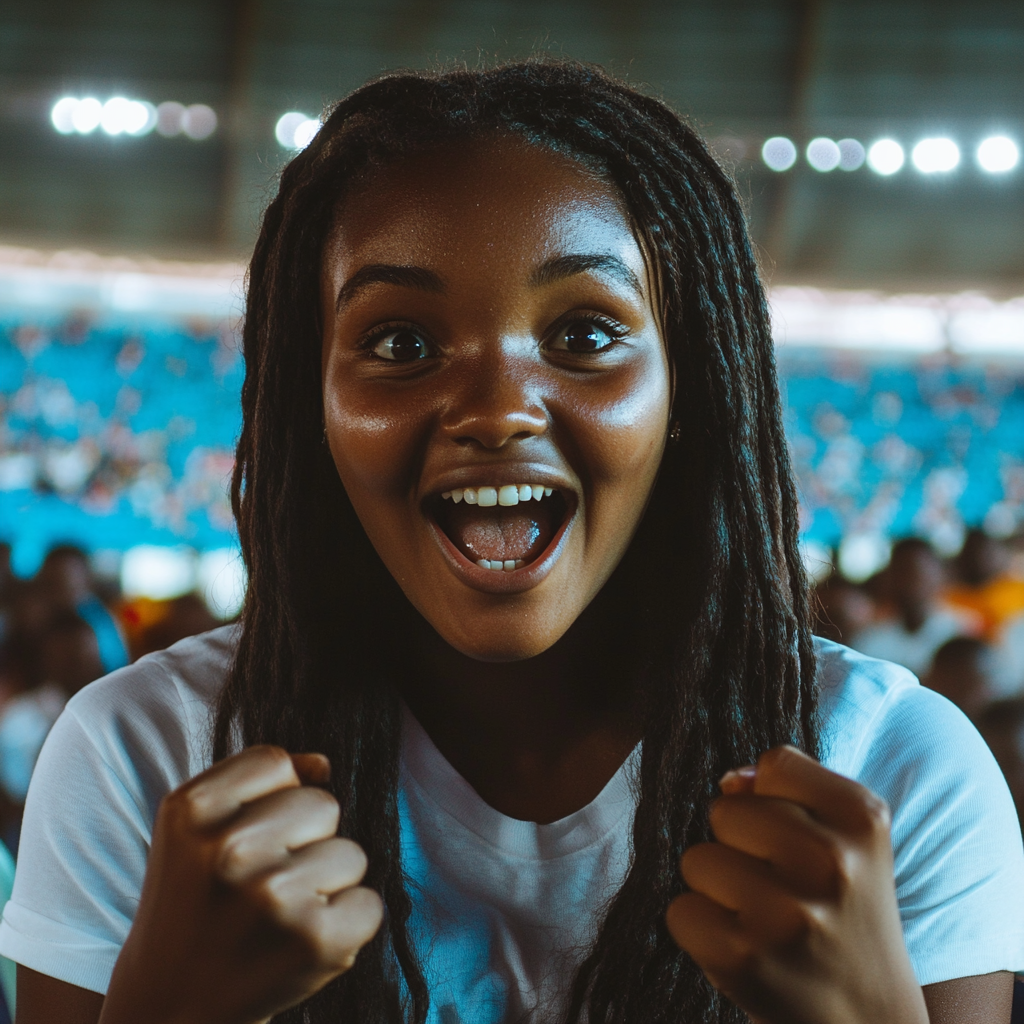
[
  {"x1": 814, "y1": 527, "x2": 1024, "y2": 827},
  {"x1": 0, "y1": 542, "x2": 221, "y2": 852}
]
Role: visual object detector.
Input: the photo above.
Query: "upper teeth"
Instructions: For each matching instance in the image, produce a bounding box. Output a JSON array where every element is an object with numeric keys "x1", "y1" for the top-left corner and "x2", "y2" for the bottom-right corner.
[{"x1": 440, "y1": 484, "x2": 554, "y2": 506}]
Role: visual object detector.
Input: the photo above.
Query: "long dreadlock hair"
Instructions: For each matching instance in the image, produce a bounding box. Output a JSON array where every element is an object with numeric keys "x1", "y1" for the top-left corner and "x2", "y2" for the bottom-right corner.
[{"x1": 214, "y1": 57, "x2": 818, "y2": 1024}]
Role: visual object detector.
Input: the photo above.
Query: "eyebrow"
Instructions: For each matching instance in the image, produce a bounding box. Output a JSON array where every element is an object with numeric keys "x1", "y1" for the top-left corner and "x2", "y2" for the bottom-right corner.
[
  {"x1": 335, "y1": 264, "x2": 444, "y2": 310},
  {"x1": 334, "y1": 252, "x2": 644, "y2": 311},
  {"x1": 529, "y1": 254, "x2": 643, "y2": 296}
]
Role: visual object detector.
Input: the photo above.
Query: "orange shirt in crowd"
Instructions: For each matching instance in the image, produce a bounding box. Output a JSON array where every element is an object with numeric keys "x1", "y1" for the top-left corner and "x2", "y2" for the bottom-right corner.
[{"x1": 944, "y1": 576, "x2": 1024, "y2": 640}]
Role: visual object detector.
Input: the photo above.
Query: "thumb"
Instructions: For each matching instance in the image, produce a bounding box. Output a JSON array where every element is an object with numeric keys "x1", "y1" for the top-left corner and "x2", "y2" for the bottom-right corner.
[{"x1": 291, "y1": 752, "x2": 332, "y2": 786}]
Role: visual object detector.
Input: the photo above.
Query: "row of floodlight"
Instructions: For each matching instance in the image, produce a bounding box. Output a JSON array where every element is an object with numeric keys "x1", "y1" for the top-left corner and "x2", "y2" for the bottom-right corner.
[
  {"x1": 50, "y1": 97, "x2": 218, "y2": 140},
  {"x1": 53, "y1": 100, "x2": 1022, "y2": 181},
  {"x1": 762, "y1": 134, "x2": 1019, "y2": 175}
]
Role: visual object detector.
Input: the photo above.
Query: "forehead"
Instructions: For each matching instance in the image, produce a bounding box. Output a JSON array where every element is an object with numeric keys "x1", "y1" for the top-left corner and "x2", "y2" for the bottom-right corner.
[{"x1": 322, "y1": 136, "x2": 645, "y2": 283}]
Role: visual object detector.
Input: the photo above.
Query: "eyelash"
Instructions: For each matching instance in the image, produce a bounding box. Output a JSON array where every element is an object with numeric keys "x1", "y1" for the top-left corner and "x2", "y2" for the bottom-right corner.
[
  {"x1": 358, "y1": 322, "x2": 425, "y2": 353},
  {"x1": 549, "y1": 313, "x2": 629, "y2": 351},
  {"x1": 357, "y1": 313, "x2": 630, "y2": 359}
]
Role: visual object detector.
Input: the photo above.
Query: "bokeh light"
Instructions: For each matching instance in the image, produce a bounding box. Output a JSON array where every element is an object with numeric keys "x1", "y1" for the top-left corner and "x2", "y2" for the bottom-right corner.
[
  {"x1": 71, "y1": 97, "x2": 103, "y2": 134},
  {"x1": 976, "y1": 135, "x2": 1019, "y2": 174},
  {"x1": 867, "y1": 139, "x2": 905, "y2": 175},
  {"x1": 837, "y1": 138, "x2": 866, "y2": 171},
  {"x1": 911, "y1": 137, "x2": 960, "y2": 173},
  {"x1": 275, "y1": 111, "x2": 319, "y2": 150},
  {"x1": 762, "y1": 136, "x2": 797, "y2": 171},
  {"x1": 156, "y1": 101, "x2": 185, "y2": 137},
  {"x1": 53, "y1": 96, "x2": 158, "y2": 138},
  {"x1": 181, "y1": 104, "x2": 218, "y2": 140},
  {"x1": 806, "y1": 137, "x2": 841, "y2": 172},
  {"x1": 50, "y1": 97, "x2": 79, "y2": 134},
  {"x1": 293, "y1": 117, "x2": 319, "y2": 149},
  {"x1": 100, "y1": 97, "x2": 155, "y2": 136}
]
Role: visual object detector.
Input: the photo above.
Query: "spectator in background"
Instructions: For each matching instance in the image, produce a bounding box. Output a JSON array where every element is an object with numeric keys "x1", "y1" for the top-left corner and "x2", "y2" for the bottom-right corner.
[
  {"x1": 0, "y1": 610, "x2": 105, "y2": 850},
  {"x1": 0, "y1": 544, "x2": 14, "y2": 611},
  {"x1": 945, "y1": 529, "x2": 1024, "y2": 640},
  {"x1": 977, "y1": 698, "x2": 1024, "y2": 835},
  {"x1": 36, "y1": 545, "x2": 128, "y2": 675},
  {"x1": 997, "y1": 612, "x2": 1024, "y2": 700},
  {"x1": 923, "y1": 636, "x2": 997, "y2": 721},
  {"x1": 131, "y1": 593, "x2": 219, "y2": 660},
  {"x1": 853, "y1": 537, "x2": 981, "y2": 677},
  {"x1": 812, "y1": 572, "x2": 875, "y2": 646}
]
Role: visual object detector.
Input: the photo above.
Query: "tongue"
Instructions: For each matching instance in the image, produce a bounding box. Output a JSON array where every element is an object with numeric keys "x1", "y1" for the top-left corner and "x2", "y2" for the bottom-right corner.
[{"x1": 441, "y1": 503, "x2": 555, "y2": 564}]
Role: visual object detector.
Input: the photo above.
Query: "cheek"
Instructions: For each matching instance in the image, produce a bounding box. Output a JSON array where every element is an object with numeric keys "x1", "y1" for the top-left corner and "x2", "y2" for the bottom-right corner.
[
  {"x1": 322, "y1": 380, "x2": 422, "y2": 497},
  {"x1": 570, "y1": 354, "x2": 671, "y2": 489}
]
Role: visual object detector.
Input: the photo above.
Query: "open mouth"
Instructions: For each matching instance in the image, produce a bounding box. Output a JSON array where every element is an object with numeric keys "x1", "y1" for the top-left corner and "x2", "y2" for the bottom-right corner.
[{"x1": 431, "y1": 484, "x2": 571, "y2": 572}]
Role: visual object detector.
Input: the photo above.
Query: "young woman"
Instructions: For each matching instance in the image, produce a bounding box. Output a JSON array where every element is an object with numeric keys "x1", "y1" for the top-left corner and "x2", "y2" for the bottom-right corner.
[{"x1": 3, "y1": 61, "x2": 1022, "y2": 1024}]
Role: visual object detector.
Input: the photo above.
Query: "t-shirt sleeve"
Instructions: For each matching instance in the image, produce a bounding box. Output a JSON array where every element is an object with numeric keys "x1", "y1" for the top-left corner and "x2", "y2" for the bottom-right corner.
[
  {"x1": 854, "y1": 683, "x2": 1024, "y2": 985},
  {"x1": 0, "y1": 652, "x2": 203, "y2": 995}
]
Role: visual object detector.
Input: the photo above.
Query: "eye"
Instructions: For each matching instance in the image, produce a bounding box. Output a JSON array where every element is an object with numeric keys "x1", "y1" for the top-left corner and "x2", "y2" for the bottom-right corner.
[
  {"x1": 548, "y1": 317, "x2": 624, "y2": 354},
  {"x1": 369, "y1": 329, "x2": 433, "y2": 362}
]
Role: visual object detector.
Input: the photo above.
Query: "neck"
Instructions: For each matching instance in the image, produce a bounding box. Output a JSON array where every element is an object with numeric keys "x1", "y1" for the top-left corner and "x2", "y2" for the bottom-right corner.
[{"x1": 397, "y1": 598, "x2": 642, "y2": 823}]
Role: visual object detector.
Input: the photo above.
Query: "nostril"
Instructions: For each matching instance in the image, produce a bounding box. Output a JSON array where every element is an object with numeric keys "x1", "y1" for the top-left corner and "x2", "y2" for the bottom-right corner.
[{"x1": 445, "y1": 410, "x2": 548, "y2": 449}]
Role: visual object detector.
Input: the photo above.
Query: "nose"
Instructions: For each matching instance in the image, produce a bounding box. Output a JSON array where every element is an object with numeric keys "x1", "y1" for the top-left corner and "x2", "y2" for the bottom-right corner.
[{"x1": 440, "y1": 347, "x2": 548, "y2": 449}]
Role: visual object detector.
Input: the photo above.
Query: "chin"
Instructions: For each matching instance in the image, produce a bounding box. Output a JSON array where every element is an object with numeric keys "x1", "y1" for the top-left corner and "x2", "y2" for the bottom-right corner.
[{"x1": 440, "y1": 623, "x2": 569, "y2": 664}]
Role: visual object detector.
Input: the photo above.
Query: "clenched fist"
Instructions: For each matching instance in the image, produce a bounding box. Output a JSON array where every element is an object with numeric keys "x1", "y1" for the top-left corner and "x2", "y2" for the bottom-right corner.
[
  {"x1": 666, "y1": 746, "x2": 929, "y2": 1024},
  {"x1": 100, "y1": 746, "x2": 383, "y2": 1024}
]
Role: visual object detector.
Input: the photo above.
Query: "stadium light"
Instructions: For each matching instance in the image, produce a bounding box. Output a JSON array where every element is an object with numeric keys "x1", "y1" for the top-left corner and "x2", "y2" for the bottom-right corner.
[
  {"x1": 762, "y1": 136, "x2": 797, "y2": 171},
  {"x1": 806, "y1": 137, "x2": 841, "y2": 172},
  {"x1": 837, "y1": 139, "x2": 865, "y2": 171},
  {"x1": 181, "y1": 104, "x2": 218, "y2": 140},
  {"x1": 911, "y1": 137, "x2": 960, "y2": 174},
  {"x1": 100, "y1": 97, "x2": 156, "y2": 136},
  {"x1": 276, "y1": 111, "x2": 320, "y2": 150},
  {"x1": 867, "y1": 139, "x2": 904, "y2": 175},
  {"x1": 50, "y1": 97, "x2": 79, "y2": 134},
  {"x1": 976, "y1": 135, "x2": 1019, "y2": 174},
  {"x1": 71, "y1": 97, "x2": 103, "y2": 134},
  {"x1": 50, "y1": 96, "x2": 208, "y2": 140}
]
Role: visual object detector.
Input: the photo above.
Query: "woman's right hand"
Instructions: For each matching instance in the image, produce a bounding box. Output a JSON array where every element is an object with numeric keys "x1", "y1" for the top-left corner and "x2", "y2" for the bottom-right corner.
[{"x1": 99, "y1": 745, "x2": 383, "y2": 1024}]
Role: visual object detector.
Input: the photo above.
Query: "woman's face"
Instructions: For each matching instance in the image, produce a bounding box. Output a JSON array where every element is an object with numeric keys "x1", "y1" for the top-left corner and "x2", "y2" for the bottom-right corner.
[{"x1": 321, "y1": 136, "x2": 671, "y2": 661}]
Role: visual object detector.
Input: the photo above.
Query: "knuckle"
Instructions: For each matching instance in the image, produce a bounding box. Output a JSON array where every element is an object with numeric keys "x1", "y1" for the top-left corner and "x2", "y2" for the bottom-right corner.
[
  {"x1": 708, "y1": 797, "x2": 728, "y2": 831},
  {"x1": 305, "y1": 786, "x2": 341, "y2": 821},
  {"x1": 860, "y1": 791, "x2": 892, "y2": 835},
  {"x1": 165, "y1": 782, "x2": 214, "y2": 827},
  {"x1": 335, "y1": 838, "x2": 369, "y2": 878},
  {"x1": 213, "y1": 832, "x2": 255, "y2": 882},
  {"x1": 756, "y1": 745, "x2": 792, "y2": 774},
  {"x1": 248, "y1": 872, "x2": 291, "y2": 920},
  {"x1": 723, "y1": 932, "x2": 764, "y2": 980},
  {"x1": 250, "y1": 744, "x2": 294, "y2": 773},
  {"x1": 781, "y1": 900, "x2": 818, "y2": 944}
]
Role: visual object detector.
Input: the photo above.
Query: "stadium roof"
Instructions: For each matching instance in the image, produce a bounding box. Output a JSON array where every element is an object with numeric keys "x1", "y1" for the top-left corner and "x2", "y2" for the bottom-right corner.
[{"x1": 1, "y1": 0, "x2": 1022, "y2": 293}]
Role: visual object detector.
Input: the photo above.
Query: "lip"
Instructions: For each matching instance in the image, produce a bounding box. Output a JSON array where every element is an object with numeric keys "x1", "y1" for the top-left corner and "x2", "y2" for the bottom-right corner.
[{"x1": 422, "y1": 466, "x2": 578, "y2": 594}]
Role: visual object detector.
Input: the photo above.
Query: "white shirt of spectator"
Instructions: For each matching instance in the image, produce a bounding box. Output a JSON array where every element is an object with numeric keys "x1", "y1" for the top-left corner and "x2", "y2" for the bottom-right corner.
[{"x1": 852, "y1": 606, "x2": 979, "y2": 677}]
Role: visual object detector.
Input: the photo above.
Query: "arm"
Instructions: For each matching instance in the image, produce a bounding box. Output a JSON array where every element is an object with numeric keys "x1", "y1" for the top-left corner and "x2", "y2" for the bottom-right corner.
[
  {"x1": 923, "y1": 973, "x2": 1013, "y2": 1024},
  {"x1": 16, "y1": 968, "x2": 103, "y2": 1024}
]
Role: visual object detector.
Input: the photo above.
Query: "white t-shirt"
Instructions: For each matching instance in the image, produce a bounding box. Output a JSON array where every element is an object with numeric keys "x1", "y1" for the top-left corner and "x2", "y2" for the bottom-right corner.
[{"x1": 0, "y1": 628, "x2": 1022, "y2": 1023}]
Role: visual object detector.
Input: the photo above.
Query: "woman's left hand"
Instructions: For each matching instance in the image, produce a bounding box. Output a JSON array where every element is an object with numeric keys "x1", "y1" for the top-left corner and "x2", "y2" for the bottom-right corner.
[{"x1": 666, "y1": 745, "x2": 929, "y2": 1024}]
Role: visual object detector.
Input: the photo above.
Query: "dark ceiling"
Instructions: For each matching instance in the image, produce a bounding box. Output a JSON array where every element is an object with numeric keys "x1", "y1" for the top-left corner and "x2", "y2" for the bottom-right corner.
[{"x1": 1, "y1": 0, "x2": 1022, "y2": 292}]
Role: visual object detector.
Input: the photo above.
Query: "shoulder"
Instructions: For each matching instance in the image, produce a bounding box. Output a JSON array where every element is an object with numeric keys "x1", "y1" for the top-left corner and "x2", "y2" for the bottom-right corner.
[
  {"x1": 51, "y1": 623, "x2": 239, "y2": 795},
  {"x1": 814, "y1": 635, "x2": 921, "y2": 776},
  {"x1": 814, "y1": 634, "x2": 1002, "y2": 794},
  {"x1": 813, "y1": 636, "x2": 1024, "y2": 982}
]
